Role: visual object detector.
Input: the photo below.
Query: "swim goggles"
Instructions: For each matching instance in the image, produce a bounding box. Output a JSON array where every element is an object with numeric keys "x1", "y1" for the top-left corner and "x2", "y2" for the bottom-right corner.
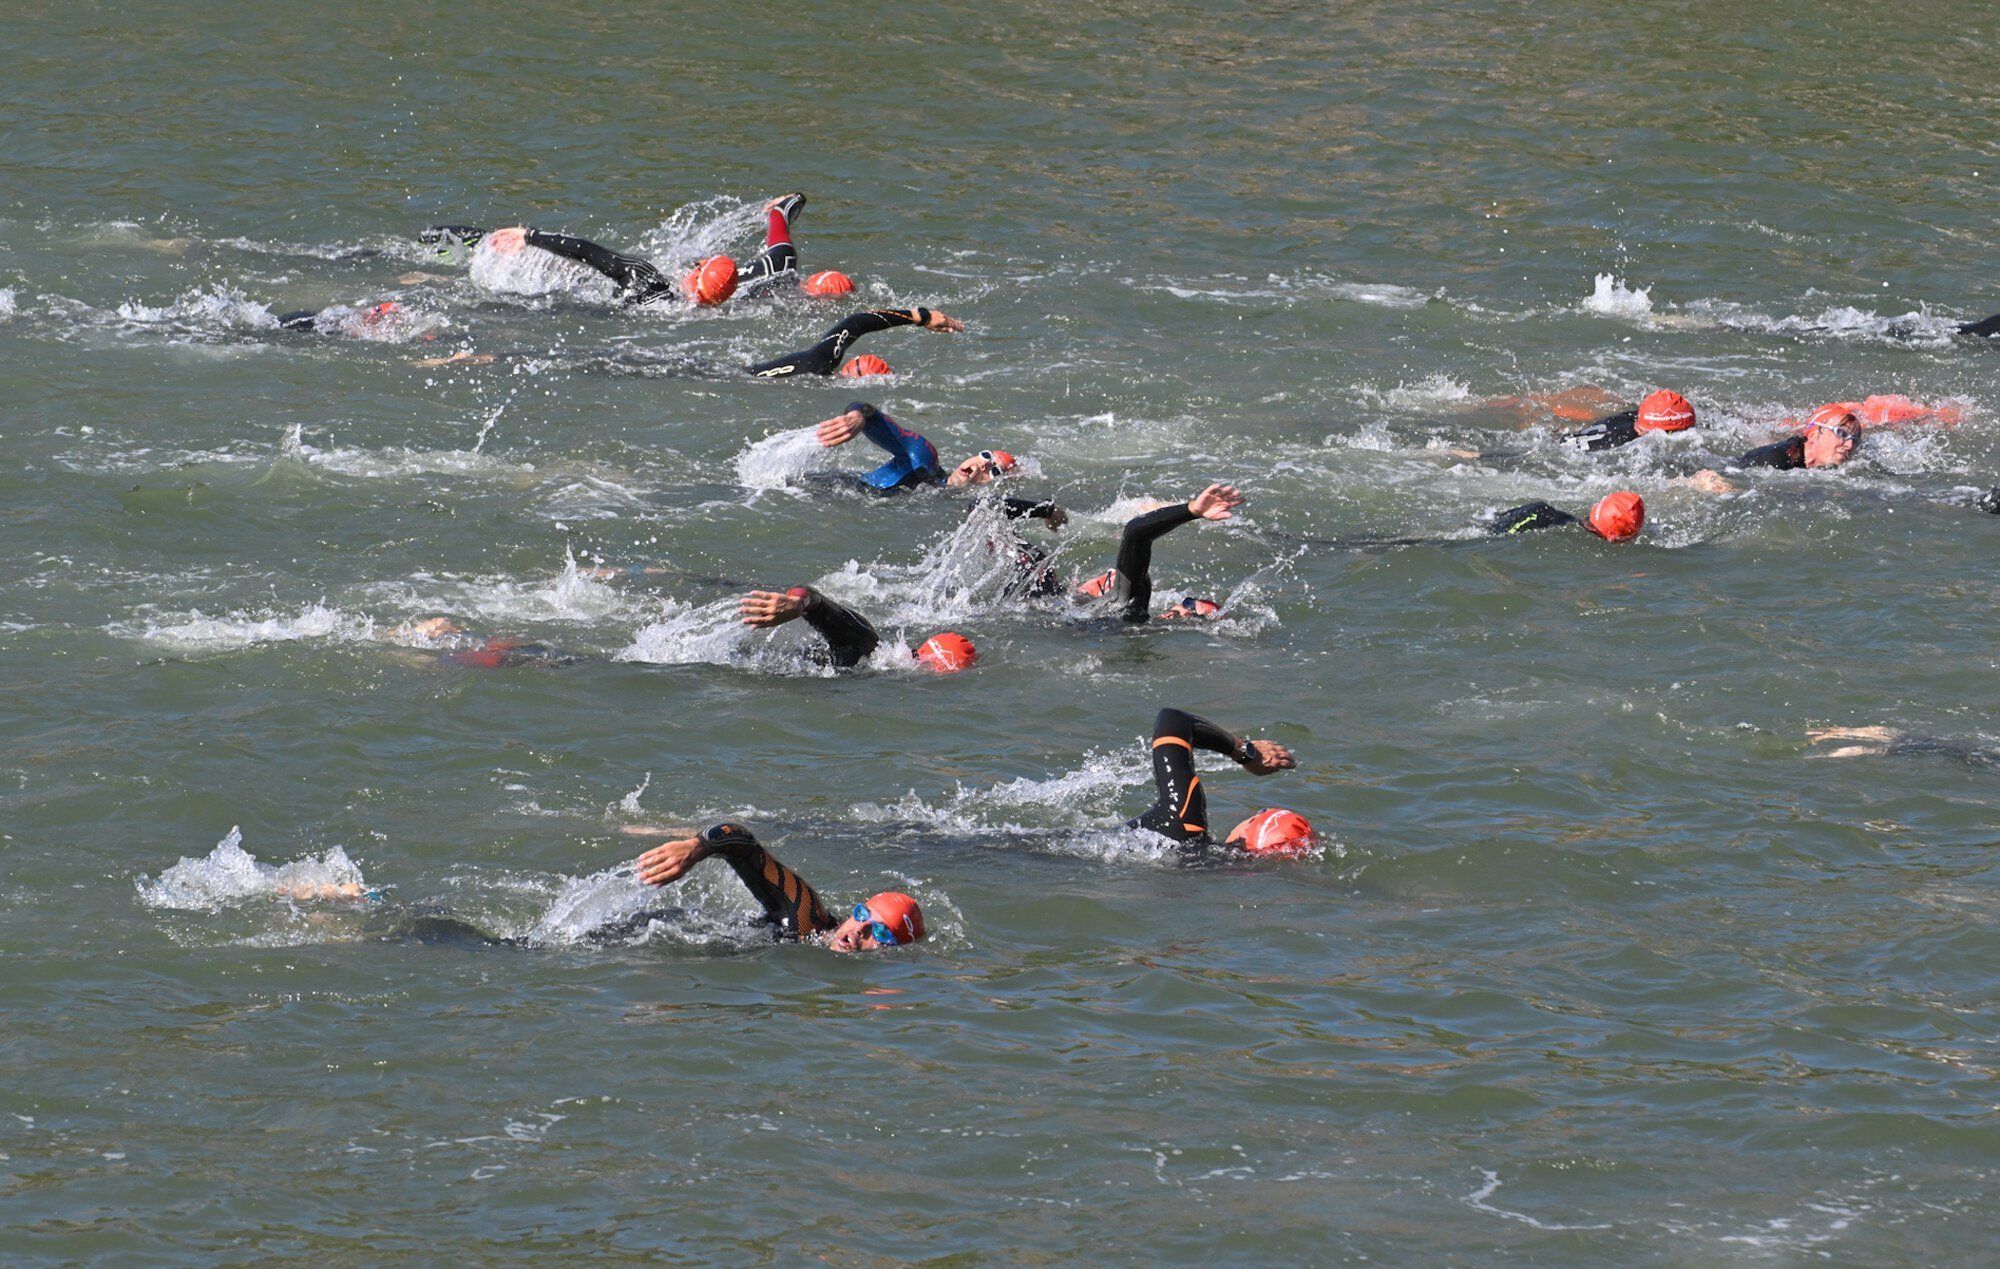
[
  {"x1": 1807, "y1": 419, "x2": 1858, "y2": 442},
  {"x1": 979, "y1": 450, "x2": 1008, "y2": 477},
  {"x1": 851, "y1": 902, "x2": 902, "y2": 946}
]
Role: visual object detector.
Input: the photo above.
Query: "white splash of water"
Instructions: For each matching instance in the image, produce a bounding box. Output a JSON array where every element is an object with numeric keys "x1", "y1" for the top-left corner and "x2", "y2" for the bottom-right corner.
[
  {"x1": 122, "y1": 601, "x2": 378, "y2": 651},
  {"x1": 136, "y1": 827, "x2": 369, "y2": 910},
  {"x1": 1581, "y1": 273, "x2": 1653, "y2": 318},
  {"x1": 733, "y1": 426, "x2": 831, "y2": 490}
]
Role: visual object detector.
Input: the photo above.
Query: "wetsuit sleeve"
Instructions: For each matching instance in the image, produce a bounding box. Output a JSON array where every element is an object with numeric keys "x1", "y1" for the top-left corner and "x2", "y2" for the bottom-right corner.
[
  {"x1": 1734, "y1": 437, "x2": 1807, "y2": 470},
  {"x1": 276, "y1": 310, "x2": 320, "y2": 330},
  {"x1": 1487, "y1": 501, "x2": 1578, "y2": 535},
  {"x1": 746, "y1": 309, "x2": 931, "y2": 378},
  {"x1": 699, "y1": 823, "x2": 837, "y2": 939},
  {"x1": 1001, "y1": 497, "x2": 1062, "y2": 521},
  {"x1": 522, "y1": 230, "x2": 673, "y2": 303},
  {"x1": 1110, "y1": 504, "x2": 1199, "y2": 623},
  {"x1": 1126, "y1": 708, "x2": 1244, "y2": 845},
  {"x1": 1562, "y1": 408, "x2": 1641, "y2": 452},
  {"x1": 853, "y1": 402, "x2": 942, "y2": 490},
  {"x1": 1958, "y1": 312, "x2": 2000, "y2": 339},
  {"x1": 798, "y1": 588, "x2": 882, "y2": 668}
]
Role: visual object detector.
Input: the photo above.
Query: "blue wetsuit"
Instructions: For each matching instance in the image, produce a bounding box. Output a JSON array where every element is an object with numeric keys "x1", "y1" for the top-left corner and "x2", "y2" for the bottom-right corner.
[{"x1": 852, "y1": 402, "x2": 944, "y2": 492}]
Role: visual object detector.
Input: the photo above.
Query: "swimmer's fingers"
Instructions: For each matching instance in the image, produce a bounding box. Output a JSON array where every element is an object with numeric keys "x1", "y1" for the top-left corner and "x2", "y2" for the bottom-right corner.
[
  {"x1": 739, "y1": 590, "x2": 802, "y2": 627},
  {"x1": 815, "y1": 410, "x2": 864, "y2": 447},
  {"x1": 486, "y1": 226, "x2": 529, "y2": 255},
  {"x1": 1189, "y1": 483, "x2": 1242, "y2": 521},
  {"x1": 924, "y1": 311, "x2": 965, "y2": 333},
  {"x1": 1446, "y1": 447, "x2": 1483, "y2": 461},
  {"x1": 1242, "y1": 740, "x2": 1296, "y2": 775},
  {"x1": 636, "y1": 835, "x2": 707, "y2": 886}
]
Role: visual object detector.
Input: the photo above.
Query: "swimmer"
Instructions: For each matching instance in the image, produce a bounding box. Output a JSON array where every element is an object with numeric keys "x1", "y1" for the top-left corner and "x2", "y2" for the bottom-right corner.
[
  {"x1": 1807, "y1": 726, "x2": 2000, "y2": 771},
  {"x1": 264, "y1": 824, "x2": 925, "y2": 952},
  {"x1": 1072, "y1": 484, "x2": 1243, "y2": 623},
  {"x1": 632, "y1": 822, "x2": 926, "y2": 951},
  {"x1": 1682, "y1": 406, "x2": 1860, "y2": 494},
  {"x1": 1962, "y1": 311, "x2": 2000, "y2": 339},
  {"x1": 747, "y1": 306, "x2": 965, "y2": 378},
  {"x1": 386, "y1": 616, "x2": 584, "y2": 669},
  {"x1": 810, "y1": 401, "x2": 1067, "y2": 520},
  {"x1": 1485, "y1": 491, "x2": 1645, "y2": 541},
  {"x1": 1126, "y1": 708, "x2": 1312, "y2": 855},
  {"x1": 737, "y1": 586, "x2": 977, "y2": 672},
  {"x1": 1562, "y1": 390, "x2": 1698, "y2": 452},
  {"x1": 273, "y1": 300, "x2": 414, "y2": 336},
  {"x1": 421, "y1": 193, "x2": 812, "y2": 307}
]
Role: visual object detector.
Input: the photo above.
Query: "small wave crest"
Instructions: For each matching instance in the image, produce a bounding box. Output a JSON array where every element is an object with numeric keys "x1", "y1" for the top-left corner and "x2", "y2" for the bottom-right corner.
[{"x1": 136, "y1": 827, "x2": 368, "y2": 911}]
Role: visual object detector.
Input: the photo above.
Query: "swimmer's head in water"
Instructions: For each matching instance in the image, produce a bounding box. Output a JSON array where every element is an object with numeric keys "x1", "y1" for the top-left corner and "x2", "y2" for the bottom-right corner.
[
  {"x1": 839, "y1": 354, "x2": 893, "y2": 378},
  {"x1": 802, "y1": 270, "x2": 855, "y2": 298},
  {"x1": 1586, "y1": 491, "x2": 1645, "y2": 542},
  {"x1": 1802, "y1": 407, "x2": 1861, "y2": 468},
  {"x1": 1157, "y1": 596, "x2": 1221, "y2": 620},
  {"x1": 947, "y1": 448, "x2": 1017, "y2": 486},
  {"x1": 913, "y1": 632, "x2": 977, "y2": 673},
  {"x1": 1636, "y1": 389, "x2": 1696, "y2": 434},
  {"x1": 1226, "y1": 809, "x2": 1316, "y2": 856},
  {"x1": 830, "y1": 891, "x2": 927, "y2": 952},
  {"x1": 362, "y1": 301, "x2": 401, "y2": 327},
  {"x1": 683, "y1": 255, "x2": 739, "y2": 307},
  {"x1": 1074, "y1": 569, "x2": 1116, "y2": 600}
]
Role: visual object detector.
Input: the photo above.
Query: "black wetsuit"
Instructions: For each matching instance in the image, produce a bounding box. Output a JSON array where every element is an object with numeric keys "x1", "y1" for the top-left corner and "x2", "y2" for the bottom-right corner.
[
  {"x1": 793, "y1": 588, "x2": 883, "y2": 669},
  {"x1": 1731, "y1": 436, "x2": 1808, "y2": 471},
  {"x1": 1127, "y1": 707, "x2": 1251, "y2": 846},
  {"x1": 748, "y1": 308, "x2": 934, "y2": 378},
  {"x1": 1561, "y1": 407, "x2": 1642, "y2": 452},
  {"x1": 363, "y1": 822, "x2": 836, "y2": 946},
  {"x1": 421, "y1": 201, "x2": 800, "y2": 305},
  {"x1": 1959, "y1": 312, "x2": 2000, "y2": 339},
  {"x1": 1486, "y1": 501, "x2": 1582, "y2": 535},
  {"x1": 1091, "y1": 504, "x2": 1201, "y2": 623},
  {"x1": 1884, "y1": 736, "x2": 2000, "y2": 771}
]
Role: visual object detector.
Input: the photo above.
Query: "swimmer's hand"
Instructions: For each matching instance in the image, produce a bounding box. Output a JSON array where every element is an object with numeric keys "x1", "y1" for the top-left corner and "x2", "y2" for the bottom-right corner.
[
  {"x1": 923, "y1": 311, "x2": 964, "y2": 333},
  {"x1": 1682, "y1": 469, "x2": 1738, "y2": 495},
  {"x1": 815, "y1": 409, "x2": 866, "y2": 447},
  {"x1": 739, "y1": 588, "x2": 807, "y2": 628},
  {"x1": 411, "y1": 351, "x2": 496, "y2": 368},
  {"x1": 1043, "y1": 504, "x2": 1068, "y2": 530},
  {"x1": 1188, "y1": 483, "x2": 1243, "y2": 522},
  {"x1": 1446, "y1": 447, "x2": 1484, "y2": 461},
  {"x1": 636, "y1": 834, "x2": 708, "y2": 886},
  {"x1": 1808, "y1": 726, "x2": 1901, "y2": 745},
  {"x1": 1240, "y1": 739, "x2": 1297, "y2": 776},
  {"x1": 485, "y1": 226, "x2": 529, "y2": 255}
]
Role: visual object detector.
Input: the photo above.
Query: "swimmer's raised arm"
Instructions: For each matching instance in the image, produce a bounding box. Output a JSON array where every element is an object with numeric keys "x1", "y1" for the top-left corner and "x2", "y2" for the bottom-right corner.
[
  {"x1": 636, "y1": 823, "x2": 836, "y2": 939},
  {"x1": 739, "y1": 586, "x2": 882, "y2": 667}
]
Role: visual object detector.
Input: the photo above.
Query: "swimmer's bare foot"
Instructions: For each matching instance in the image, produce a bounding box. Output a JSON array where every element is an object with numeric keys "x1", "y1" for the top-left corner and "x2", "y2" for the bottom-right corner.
[
  {"x1": 275, "y1": 880, "x2": 367, "y2": 902},
  {"x1": 388, "y1": 616, "x2": 463, "y2": 641},
  {"x1": 398, "y1": 271, "x2": 446, "y2": 286},
  {"x1": 1808, "y1": 726, "x2": 1901, "y2": 745}
]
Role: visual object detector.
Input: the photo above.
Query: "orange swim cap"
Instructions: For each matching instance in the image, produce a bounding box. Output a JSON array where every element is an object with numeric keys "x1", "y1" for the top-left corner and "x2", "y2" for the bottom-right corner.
[
  {"x1": 1636, "y1": 390, "x2": 1696, "y2": 434},
  {"x1": 985, "y1": 449, "x2": 1018, "y2": 474},
  {"x1": 840, "y1": 354, "x2": 893, "y2": 378},
  {"x1": 861, "y1": 891, "x2": 927, "y2": 945},
  {"x1": 914, "y1": 632, "x2": 976, "y2": 673},
  {"x1": 1074, "y1": 569, "x2": 1116, "y2": 599},
  {"x1": 803, "y1": 270, "x2": 855, "y2": 298},
  {"x1": 682, "y1": 255, "x2": 739, "y2": 306},
  {"x1": 1586, "y1": 491, "x2": 1645, "y2": 542},
  {"x1": 1804, "y1": 403, "x2": 1863, "y2": 432},
  {"x1": 1226, "y1": 809, "x2": 1316, "y2": 855}
]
